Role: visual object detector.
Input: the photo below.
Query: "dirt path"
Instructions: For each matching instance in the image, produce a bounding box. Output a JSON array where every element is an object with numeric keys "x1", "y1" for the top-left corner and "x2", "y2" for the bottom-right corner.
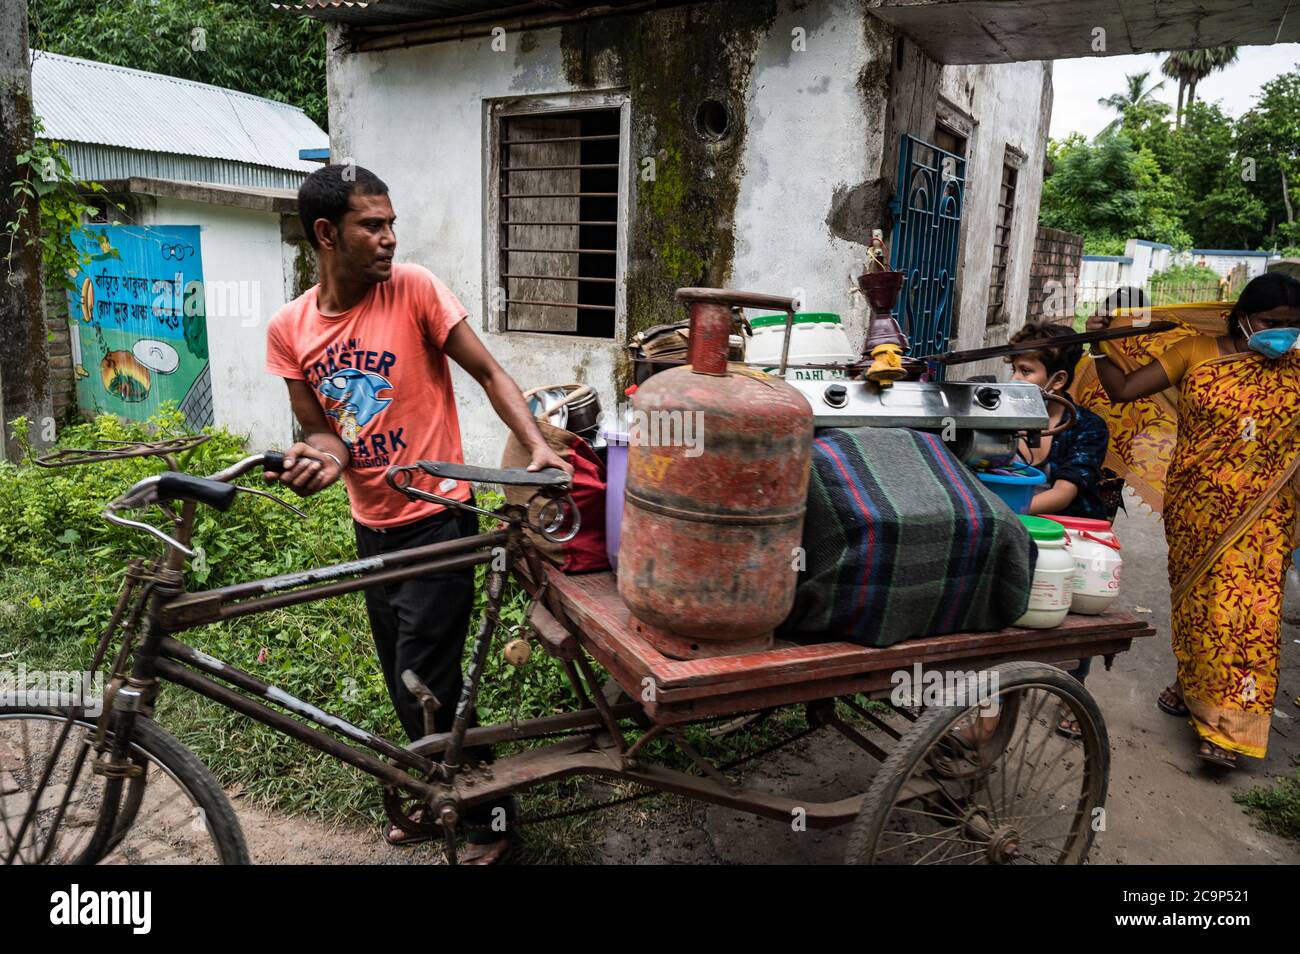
[{"x1": 233, "y1": 504, "x2": 1300, "y2": 865}]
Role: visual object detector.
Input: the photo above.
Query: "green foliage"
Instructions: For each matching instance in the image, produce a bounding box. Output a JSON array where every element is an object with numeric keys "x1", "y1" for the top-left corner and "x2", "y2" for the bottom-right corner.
[
  {"x1": 1096, "y1": 71, "x2": 1166, "y2": 138},
  {"x1": 1043, "y1": 66, "x2": 1300, "y2": 253},
  {"x1": 1237, "y1": 70, "x2": 1300, "y2": 249},
  {"x1": 1039, "y1": 132, "x2": 1190, "y2": 251},
  {"x1": 1081, "y1": 236, "x2": 1128, "y2": 256},
  {"x1": 1147, "y1": 262, "x2": 1223, "y2": 305},
  {"x1": 5, "y1": 117, "x2": 117, "y2": 294},
  {"x1": 29, "y1": 0, "x2": 328, "y2": 130},
  {"x1": 1234, "y1": 769, "x2": 1300, "y2": 841}
]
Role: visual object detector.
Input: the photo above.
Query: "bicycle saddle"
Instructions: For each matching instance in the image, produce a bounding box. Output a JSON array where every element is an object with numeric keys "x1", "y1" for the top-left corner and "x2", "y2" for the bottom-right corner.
[{"x1": 416, "y1": 461, "x2": 570, "y2": 488}]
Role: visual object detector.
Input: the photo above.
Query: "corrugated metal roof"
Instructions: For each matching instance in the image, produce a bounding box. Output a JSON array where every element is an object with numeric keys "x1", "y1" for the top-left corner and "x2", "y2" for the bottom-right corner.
[
  {"x1": 271, "y1": 0, "x2": 632, "y2": 26},
  {"x1": 30, "y1": 50, "x2": 327, "y2": 173}
]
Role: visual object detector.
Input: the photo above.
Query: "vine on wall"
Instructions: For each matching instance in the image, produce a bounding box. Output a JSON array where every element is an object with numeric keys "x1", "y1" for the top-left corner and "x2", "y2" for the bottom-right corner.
[{"x1": 5, "y1": 115, "x2": 118, "y2": 294}]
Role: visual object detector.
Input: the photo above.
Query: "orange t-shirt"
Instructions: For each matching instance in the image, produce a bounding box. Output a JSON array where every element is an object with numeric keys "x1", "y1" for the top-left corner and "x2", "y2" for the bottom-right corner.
[{"x1": 265, "y1": 263, "x2": 472, "y2": 529}]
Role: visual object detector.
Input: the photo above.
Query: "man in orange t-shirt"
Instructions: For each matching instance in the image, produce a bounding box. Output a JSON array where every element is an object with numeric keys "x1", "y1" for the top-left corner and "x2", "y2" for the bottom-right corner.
[{"x1": 264, "y1": 164, "x2": 569, "y2": 863}]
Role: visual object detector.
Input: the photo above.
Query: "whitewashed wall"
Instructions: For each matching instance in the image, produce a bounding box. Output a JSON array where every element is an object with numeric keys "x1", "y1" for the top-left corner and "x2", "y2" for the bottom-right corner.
[
  {"x1": 938, "y1": 61, "x2": 1053, "y2": 361},
  {"x1": 1079, "y1": 239, "x2": 1279, "y2": 303},
  {"x1": 1189, "y1": 249, "x2": 1278, "y2": 280},
  {"x1": 729, "y1": 1, "x2": 886, "y2": 351},
  {"x1": 142, "y1": 197, "x2": 295, "y2": 450}
]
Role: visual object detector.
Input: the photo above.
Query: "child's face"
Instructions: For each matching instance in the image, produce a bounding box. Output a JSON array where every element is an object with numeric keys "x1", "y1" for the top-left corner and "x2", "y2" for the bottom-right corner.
[
  {"x1": 1009, "y1": 355, "x2": 1069, "y2": 392},
  {"x1": 1009, "y1": 355, "x2": 1050, "y2": 388}
]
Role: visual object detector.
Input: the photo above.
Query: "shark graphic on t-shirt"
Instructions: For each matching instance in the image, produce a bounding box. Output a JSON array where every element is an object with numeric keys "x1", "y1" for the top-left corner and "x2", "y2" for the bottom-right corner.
[{"x1": 318, "y1": 367, "x2": 392, "y2": 442}]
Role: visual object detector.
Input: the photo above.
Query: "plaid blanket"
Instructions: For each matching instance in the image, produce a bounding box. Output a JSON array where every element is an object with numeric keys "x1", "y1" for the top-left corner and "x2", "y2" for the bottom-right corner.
[{"x1": 778, "y1": 427, "x2": 1034, "y2": 647}]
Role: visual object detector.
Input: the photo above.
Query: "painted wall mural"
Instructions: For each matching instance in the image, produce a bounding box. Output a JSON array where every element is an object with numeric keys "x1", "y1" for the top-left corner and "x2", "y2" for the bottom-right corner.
[{"x1": 67, "y1": 225, "x2": 214, "y2": 429}]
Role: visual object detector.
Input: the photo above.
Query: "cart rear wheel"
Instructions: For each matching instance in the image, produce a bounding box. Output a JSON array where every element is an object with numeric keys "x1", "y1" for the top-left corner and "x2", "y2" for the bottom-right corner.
[{"x1": 845, "y1": 661, "x2": 1108, "y2": 865}]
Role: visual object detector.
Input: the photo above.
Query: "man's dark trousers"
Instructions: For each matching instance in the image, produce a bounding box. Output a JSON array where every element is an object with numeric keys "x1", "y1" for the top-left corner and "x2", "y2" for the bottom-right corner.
[{"x1": 353, "y1": 503, "x2": 511, "y2": 841}]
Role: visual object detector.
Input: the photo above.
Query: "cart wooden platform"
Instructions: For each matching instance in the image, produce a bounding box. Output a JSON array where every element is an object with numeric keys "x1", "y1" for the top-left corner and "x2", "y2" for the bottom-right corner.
[{"x1": 433, "y1": 561, "x2": 1160, "y2": 864}]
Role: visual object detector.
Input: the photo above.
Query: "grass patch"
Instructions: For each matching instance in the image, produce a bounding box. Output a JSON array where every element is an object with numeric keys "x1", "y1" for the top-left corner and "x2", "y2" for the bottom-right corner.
[{"x1": 1234, "y1": 769, "x2": 1300, "y2": 841}]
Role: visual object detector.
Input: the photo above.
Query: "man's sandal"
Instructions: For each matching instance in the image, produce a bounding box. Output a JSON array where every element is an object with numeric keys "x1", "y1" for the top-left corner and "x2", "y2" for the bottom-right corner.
[
  {"x1": 1197, "y1": 740, "x2": 1238, "y2": 769},
  {"x1": 1156, "y1": 684, "x2": 1189, "y2": 718},
  {"x1": 382, "y1": 808, "x2": 437, "y2": 847},
  {"x1": 461, "y1": 836, "x2": 512, "y2": 865}
]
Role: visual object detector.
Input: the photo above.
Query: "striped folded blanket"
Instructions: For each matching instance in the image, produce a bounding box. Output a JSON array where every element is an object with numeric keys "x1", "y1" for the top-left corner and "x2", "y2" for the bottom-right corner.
[{"x1": 778, "y1": 426, "x2": 1034, "y2": 647}]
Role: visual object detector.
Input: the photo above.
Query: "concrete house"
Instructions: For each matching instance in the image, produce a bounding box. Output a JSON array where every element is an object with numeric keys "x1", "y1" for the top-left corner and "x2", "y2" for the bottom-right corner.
[
  {"x1": 32, "y1": 50, "x2": 327, "y2": 448},
  {"x1": 276, "y1": 0, "x2": 1294, "y2": 464}
]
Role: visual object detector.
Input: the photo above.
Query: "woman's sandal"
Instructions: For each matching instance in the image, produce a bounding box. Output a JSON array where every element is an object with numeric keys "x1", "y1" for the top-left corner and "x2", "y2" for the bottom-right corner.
[
  {"x1": 1156, "y1": 684, "x2": 1190, "y2": 718},
  {"x1": 1196, "y1": 740, "x2": 1238, "y2": 769}
]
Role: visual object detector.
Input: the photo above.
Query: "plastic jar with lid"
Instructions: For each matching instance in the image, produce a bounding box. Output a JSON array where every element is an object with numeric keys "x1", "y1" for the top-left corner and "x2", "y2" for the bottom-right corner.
[
  {"x1": 1041, "y1": 515, "x2": 1122, "y2": 615},
  {"x1": 1014, "y1": 515, "x2": 1075, "y2": 629}
]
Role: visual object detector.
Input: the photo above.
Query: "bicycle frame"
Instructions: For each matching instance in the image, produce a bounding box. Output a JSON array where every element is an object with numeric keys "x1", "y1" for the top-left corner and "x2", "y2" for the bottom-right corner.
[{"x1": 10, "y1": 447, "x2": 590, "y2": 864}]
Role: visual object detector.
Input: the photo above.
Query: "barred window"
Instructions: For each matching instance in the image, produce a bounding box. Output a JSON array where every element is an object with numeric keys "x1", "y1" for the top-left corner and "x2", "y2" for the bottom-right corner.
[
  {"x1": 986, "y1": 157, "x2": 1018, "y2": 327},
  {"x1": 487, "y1": 95, "x2": 628, "y2": 338}
]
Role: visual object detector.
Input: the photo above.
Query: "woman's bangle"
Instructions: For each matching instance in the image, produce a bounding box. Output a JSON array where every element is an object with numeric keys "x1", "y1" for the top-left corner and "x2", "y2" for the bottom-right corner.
[{"x1": 320, "y1": 451, "x2": 345, "y2": 470}]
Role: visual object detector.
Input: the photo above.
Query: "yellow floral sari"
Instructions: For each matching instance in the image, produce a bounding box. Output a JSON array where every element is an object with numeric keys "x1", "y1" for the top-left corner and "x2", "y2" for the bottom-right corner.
[{"x1": 1072, "y1": 304, "x2": 1300, "y2": 757}]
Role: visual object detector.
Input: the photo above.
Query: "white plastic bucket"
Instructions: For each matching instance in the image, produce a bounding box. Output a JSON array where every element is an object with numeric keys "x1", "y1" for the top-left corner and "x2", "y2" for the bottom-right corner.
[
  {"x1": 1043, "y1": 516, "x2": 1123, "y2": 615},
  {"x1": 747, "y1": 312, "x2": 855, "y2": 380}
]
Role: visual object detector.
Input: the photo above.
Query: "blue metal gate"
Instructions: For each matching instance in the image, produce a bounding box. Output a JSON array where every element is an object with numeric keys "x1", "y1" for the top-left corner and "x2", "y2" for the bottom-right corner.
[{"x1": 889, "y1": 135, "x2": 965, "y2": 377}]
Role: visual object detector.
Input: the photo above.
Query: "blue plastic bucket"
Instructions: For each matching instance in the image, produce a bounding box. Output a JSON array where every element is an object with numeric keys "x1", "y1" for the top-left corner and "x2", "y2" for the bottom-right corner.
[{"x1": 975, "y1": 466, "x2": 1046, "y2": 514}]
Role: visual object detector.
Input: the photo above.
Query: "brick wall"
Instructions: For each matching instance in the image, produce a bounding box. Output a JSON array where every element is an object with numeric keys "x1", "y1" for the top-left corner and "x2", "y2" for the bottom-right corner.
[
  {"x1": 1028, "y1": 226, "x2": 1084, "y2": 323},
  {"x1": 44, "y1": 285, "x2": 76, "y2": 423}
]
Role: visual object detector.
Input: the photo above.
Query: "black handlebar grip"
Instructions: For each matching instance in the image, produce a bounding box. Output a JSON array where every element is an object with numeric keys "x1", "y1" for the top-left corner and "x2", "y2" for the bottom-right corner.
[
  {"x1": 263, "y1": 450, "x2": 287, "y2": 473},
  {"x1": 157, "y1": 473, "x2": 239, "y2": 512}
]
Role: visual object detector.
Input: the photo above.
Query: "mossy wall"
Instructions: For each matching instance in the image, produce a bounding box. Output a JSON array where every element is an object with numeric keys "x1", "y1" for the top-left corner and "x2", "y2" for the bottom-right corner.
[{"x1": 560, "y1": 0, "x2": 780, "y2": 341}]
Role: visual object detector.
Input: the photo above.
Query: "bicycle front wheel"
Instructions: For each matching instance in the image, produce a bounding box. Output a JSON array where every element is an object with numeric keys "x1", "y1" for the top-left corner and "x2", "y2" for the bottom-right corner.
[{"x1": 0, "y1": 700, "x2": 249, "y2": 864}]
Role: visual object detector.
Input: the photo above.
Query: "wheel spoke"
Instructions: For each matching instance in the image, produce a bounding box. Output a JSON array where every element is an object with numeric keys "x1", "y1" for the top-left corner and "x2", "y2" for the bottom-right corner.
[{"x1": 1, "y1": 711, "x2": 234, "y2": 865}]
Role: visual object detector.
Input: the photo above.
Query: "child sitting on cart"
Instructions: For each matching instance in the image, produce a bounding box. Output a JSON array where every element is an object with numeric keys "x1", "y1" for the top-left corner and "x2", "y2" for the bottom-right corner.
[
  {"x1": 1005, "y1": 320, "x2": 1111, "y2": 737},
  {"x1": 1005, "y1": 320, "x2": 1111, "y2": 522}
]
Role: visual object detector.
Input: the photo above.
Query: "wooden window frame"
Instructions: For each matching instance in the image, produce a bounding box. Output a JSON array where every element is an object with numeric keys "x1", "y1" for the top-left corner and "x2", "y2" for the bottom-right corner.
[
  {"x1": 483, "y1": 90, "x2": 630, "y2": 341},
  {"x1": 986, "y1": 147, "x2": 1023, "y2": 328}
]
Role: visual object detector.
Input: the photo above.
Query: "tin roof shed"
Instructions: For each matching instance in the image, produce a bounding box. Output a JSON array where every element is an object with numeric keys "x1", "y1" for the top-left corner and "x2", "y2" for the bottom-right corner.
[{"x1": 30, "y1": 50, "x2": 328, "y2": 190}]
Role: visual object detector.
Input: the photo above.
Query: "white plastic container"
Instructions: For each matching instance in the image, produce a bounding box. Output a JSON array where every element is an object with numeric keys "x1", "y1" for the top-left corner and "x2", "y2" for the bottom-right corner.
[
  {"x1": 747, "y1": 312, "x2": 855, "y2": 381},
  {"x1": 1014, "y1": 516, "x2": 1075, "y2": 629},
  {"x1": 1042, "y1": 516, "x2": 1123, "y2": 615}
]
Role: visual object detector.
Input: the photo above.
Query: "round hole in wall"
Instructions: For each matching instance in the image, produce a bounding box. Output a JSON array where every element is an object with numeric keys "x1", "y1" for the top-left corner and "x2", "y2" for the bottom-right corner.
[{"x1": 695, "y1": 99, "x2": 731, "y2": 141}]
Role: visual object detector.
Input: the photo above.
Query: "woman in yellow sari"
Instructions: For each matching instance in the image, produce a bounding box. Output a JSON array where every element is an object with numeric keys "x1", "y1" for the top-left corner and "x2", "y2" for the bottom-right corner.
[{"x1": 1086, "y1": 273, "x2": 1300, "y2": 766}]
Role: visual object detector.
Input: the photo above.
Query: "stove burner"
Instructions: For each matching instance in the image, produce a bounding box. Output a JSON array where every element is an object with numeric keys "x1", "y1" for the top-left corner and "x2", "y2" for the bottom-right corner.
[{"x1": 785, "y1": 379, "x2": 1049, "y2": 466}]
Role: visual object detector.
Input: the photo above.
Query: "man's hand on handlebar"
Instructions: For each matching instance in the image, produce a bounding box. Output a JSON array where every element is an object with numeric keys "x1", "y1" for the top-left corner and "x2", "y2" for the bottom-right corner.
[
  {"x1": 526, "y1": 443, "x2": 573, "y2": 478},
  {"x1": 264, "y1": 441, "x2": 346, "y2": 497}
]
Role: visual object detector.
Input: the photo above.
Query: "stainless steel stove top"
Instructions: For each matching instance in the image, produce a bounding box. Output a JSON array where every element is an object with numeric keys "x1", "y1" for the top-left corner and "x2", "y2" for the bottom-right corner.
[{"x1": 786, "y1": 379, "x2": 1049, "y2": 431}]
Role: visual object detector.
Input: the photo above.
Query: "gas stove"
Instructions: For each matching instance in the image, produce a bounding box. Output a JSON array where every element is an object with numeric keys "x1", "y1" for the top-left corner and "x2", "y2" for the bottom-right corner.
[{"x1": 785, "y1": 379, "x2": 1050, "y2": 466}]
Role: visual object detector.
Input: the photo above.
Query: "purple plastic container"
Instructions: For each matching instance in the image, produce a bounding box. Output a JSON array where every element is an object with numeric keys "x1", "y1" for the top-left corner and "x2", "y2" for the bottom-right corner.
[{"x1": 602, "y1": 429, "x2": 629, "y2": 571}]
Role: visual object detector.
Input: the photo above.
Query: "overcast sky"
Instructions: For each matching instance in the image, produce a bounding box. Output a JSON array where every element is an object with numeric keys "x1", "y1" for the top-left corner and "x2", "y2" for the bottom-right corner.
[{"x1": 1048, "y1": 44, "x2": 1300, "y2": 140}]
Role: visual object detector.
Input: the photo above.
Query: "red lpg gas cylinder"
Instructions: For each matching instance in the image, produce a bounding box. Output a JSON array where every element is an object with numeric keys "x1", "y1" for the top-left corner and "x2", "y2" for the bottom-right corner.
[{"x1": 617, "y1": 288, "x2": 814, "y2": 659}]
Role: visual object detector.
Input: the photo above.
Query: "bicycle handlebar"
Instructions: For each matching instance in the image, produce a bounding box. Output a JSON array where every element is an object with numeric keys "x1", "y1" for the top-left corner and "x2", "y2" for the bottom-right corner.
[{"x1": 102, "y1": 452, "x2": 291, "y2": 556}]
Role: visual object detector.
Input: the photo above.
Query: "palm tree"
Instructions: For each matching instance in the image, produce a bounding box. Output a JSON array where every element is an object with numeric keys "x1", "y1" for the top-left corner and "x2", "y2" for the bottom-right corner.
[
  {"x1": 1161, "y1": 46, "x2": 1239, "y2": 127},
  {"x1": 1097, "y1": 71, "x2": 1166, "y2": 137}
]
